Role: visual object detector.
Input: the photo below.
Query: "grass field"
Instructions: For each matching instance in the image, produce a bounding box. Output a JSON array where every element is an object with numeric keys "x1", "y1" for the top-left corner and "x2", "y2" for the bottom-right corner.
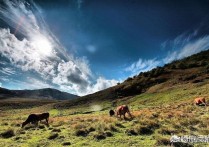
[{"x1": 1, "y1": 82, "x2": 209, "y2": 147}]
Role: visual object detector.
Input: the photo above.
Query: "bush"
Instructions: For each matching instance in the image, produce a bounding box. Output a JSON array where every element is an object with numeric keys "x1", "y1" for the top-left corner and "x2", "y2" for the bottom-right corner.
[
  {"x1": 51, "y1": 128, "x2": 61, "y2": 132},
  {"x1": 75, "y1": 129, "x2": 88, "y2": 137},
  {"x1": 93, "y1": 133, "x2": 106, "y2": 140},
  {"x1": 137, "y1": 126, "x2": 154, "y2": 135},
  {"x1": 125, "y1": 129, "x2": 138, "y2": 136},
  {"x1": 158, "y1": 127, "x2": 176, "y2": 135},
  {"x1": 104, "y1": 124, "x2": 118, "y2": 132},
  {"x1": 1, "y1": 122, "x2": 9, "y2": 126},
  {"x1": 38, "y1": 125, "x2": 45, "y2": 129},
  {"x1": 125, "y1": 77, "x2": 133, "y2": 82},
  {"x1": 48, "y1": 133, "x2": 59, "y2": 140},
  {"x1": 115, "y1": 122, "x2": 125, "y2": 128},
  {"x1": 178, "y1": 62, "x2": 187, "y2": 69},
  {"x1": 155, "y1": 136, "x2": 170, "y2": 146},
  {"x1": 104, "y1": 131, "x2": 113, "y2": 137},
  {"x1": 62, "y1": 142, "x2": 71, "y2": 146},
  {"x1": 172, "y1": 142, "x2": 193, "y2": 147},
  {"x1": 88, "y1": 127, "x2": 96, "y2": 132},
  {"x1": 0, "y1": 129, "x2": 15, "y2": 138},
  {"x1": 171, "y1": 64, "x2": 176, "y2": 69},
  {"x1": 200, "y1": 61, "x2": 207, "y2": 66}
]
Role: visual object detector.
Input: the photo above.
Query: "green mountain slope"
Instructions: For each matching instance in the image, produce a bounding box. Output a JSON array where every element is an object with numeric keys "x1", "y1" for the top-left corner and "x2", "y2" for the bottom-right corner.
[{"x1": 55, "y1": 49, "x2": 209, "y2": 108}]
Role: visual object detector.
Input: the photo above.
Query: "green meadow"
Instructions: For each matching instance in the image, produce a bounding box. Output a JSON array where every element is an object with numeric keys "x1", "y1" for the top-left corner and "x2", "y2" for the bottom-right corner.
[{"x1": 1, "y1": 82, "x2": 209, "y2": 147}]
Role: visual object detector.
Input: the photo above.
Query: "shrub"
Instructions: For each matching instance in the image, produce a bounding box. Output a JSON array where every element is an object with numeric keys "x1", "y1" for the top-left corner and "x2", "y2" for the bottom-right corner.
[
  {"x1": 62, "y1": 142, "x2": 71, "y2": 146},
  {"x1": 200, "y1": 61, "x2": 207, "y2": 66},
  {"x1": 125, "y1": 129, "x2": 138, "y2": 136},
  {"x1": 93, "y1": 133, "x2": 106, "y2": 140},
  {"x1": 1, "y1": 122, "x2": 8, "y2": 126},
  {"x1": 73, "y1": 124, "x2": 87, "y2": 130},
  {"x1": 158, "y1": 127, "x2": 176, "y2": 135},
  {"x1": 75, "y1": 129, "x2": 88, "y2": 137},
  {"x1": 0, "y1": 129, "x2": 15, "y2": 138},
  {"x1": 171, "y1": 64, "x2": 176, "y2": 69},
  {"x1": 104, "y1": 124, "x2": 118, "y2": 132},
  {"x1": 187, "y1": 63, "x2": 198, "y2": 68},
  {"x1": 38, "y1": 125, "x2": 45, "y2": 129},
  {"x1": 48, "y1": 133, "x2": 59, "y2": 140},
  {"x1": 178, "y1": 62, "x2": 187, "y2": 69},
  {"x1": 172, "y1": 142, "x2": 193, "y2": 147},
  {"x1": 19, "y1": 130, "x2": 26, "y2": 134},
  {"x1": 142, "y1": 72, "x2": 149, "y2": 77},
  {"x1": 137, "y1": 126, "x2": 154, "y2": 135},
  {"x1": 88, "y1": 127, "x2": 96, "y2": 132},
  {"x1": 125, "y1": 77, "x2": 133, "y2": 82},
  {"x1": 115, "y1": 122, "x2": 125, "y2": 128},
  {"x1": 104, "y1": 131, "x2": 113, "y2": 137},
  {"x1": 140, "y1": 119, "x2": 160, "y2": 130},
  {"x1": 155, "y1": 136, "x2": 170, "y2": 146},
  {"x1": 51, "y1": 128, "x2": 61, "y2": 132}
]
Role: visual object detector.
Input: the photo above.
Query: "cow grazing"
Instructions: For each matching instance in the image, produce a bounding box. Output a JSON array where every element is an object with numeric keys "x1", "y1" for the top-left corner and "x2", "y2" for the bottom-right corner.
[
  {"x1": 22, "y1": 112, "x2": 49, "y2": 128},
  {"x1": 194, "y1": 97, "x2": 207, "y2": 106},
  {"x1": 109, "y1": 105, "x2": 132, "y2": 119}
]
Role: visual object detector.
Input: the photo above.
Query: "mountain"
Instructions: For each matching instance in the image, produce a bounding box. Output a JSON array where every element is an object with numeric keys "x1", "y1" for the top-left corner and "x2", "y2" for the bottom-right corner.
[
  {"x1": 0, "y1": 88, "x2": 79, "y2": 100},
  {"x1": 55, "y1": 49, "x2": 209, "y2": 108}
]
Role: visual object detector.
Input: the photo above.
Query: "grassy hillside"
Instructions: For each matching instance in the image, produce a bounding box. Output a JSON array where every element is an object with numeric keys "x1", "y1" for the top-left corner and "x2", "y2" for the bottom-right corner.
[
  {"x1": 0, "y1": 50, "x2": 209, "y2": 146},
  {"x1": 55, "y1": 49, "x2": 209, "y2": 108},
  {"x1": 0, "y1": 82, "x2": 209, "y2": 146}
]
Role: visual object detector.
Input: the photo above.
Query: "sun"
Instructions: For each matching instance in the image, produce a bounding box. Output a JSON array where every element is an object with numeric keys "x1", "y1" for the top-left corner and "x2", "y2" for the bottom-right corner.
[{"x1": 32, "y1": 35, "x2": 52, "y2": 56}]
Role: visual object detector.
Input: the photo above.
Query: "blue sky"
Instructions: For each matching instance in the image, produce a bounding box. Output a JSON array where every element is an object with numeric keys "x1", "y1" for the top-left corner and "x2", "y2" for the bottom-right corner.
[{"x1": 0, "y1": 0, "x2": 209, "y2": 95}]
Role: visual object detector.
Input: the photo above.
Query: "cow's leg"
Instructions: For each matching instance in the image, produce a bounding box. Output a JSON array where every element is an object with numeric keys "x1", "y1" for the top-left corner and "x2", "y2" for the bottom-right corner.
[
  {"x1": 128, "y1": 110, "x2": 133, "y2": 119},
  {"x1": 116, "y1": 112, "x2": 118, "y2": 117},
  {"x1": 35, "y1": 121, "x2": 38, "y2": 127},
  {"x1": 46, "y1": 118, "x2": 49, "y2": 127},
  {"x1": 123, "y1": 113, "x2": 126, "y2": 120}
]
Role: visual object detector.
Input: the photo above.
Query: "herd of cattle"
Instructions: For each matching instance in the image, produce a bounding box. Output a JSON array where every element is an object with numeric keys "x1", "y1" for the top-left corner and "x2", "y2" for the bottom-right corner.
[{"x1": 21, "y1": 97, "x2": 207, "y2": 128}]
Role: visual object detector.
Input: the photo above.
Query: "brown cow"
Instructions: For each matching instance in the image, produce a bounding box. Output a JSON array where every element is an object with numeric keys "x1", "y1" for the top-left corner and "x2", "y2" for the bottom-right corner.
[
  {"x1": 22, "y1": 112, "x2": 49, "y2": 128},
  {"x1": 109, "y1": 105, "x2": 132, "y2": 119},
  {"x1": 194, "y1": 97, "x2": 207, "y2": 106}
]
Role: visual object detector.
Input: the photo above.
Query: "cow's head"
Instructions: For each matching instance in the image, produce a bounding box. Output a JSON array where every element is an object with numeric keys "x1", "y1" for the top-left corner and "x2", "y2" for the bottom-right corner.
[
  {"x1": 109, "y1": 110, "x2": 115, "y2": 116},
  {"x1": 21, "y1": 121, "x2": 27, "y2": 128}
]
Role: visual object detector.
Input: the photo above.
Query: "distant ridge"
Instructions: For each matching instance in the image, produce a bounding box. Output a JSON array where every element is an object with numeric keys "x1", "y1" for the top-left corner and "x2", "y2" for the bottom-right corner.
[
  {"x1": 55, "y1": 49, "x2": 209, "y2": 108},
  {"x1": 0, "y1": 87, "x2": 79, "y2": 100}
]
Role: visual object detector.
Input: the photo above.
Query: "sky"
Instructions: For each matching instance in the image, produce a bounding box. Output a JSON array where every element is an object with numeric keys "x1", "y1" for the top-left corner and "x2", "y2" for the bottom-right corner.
[{"x1": 0, "y1": 0, "x2": 209, "y2": 96}]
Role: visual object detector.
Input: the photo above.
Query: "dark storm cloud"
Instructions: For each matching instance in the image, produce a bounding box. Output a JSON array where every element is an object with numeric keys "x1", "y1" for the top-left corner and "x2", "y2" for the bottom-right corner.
[{"x1": 67, "y1": 67, "x2": 88, "y2": 86}]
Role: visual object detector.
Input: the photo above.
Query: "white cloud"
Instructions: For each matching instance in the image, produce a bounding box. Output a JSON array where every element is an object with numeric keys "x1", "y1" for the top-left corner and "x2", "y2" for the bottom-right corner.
[
  {"x1": 88, "y1": 77, "x2": 118, "y2": 94},
  {"x1": 163, "y1": 35, "x2": 209, "y2": 64},
  {"x1": 125, "y1": 58, "x2": 161, "y2": 76},
  {"x1": 57, "y1": 76, "x2": 118, "y2": 96},
  {"x1": 25, "y1": 77, "x2": 53, "y2": 89},
  {"x1": 0, "y1": 82, "x2": 2, "y2": 87},
  {"x1": 177, "y1": 36, "x2": 209, "y2": 59},
  {"x1": 10, "y1": 77, "x2": 53, "y2": 90},
  {"x1": 0, "y1": 67, "x2": 16, "y2": 75},
  {"x1": 0, "y1": 0, "x2": 117, "y2": 96},
  {"x1": 126, "y1": 29, "x2": 209, "y2": 76}
]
